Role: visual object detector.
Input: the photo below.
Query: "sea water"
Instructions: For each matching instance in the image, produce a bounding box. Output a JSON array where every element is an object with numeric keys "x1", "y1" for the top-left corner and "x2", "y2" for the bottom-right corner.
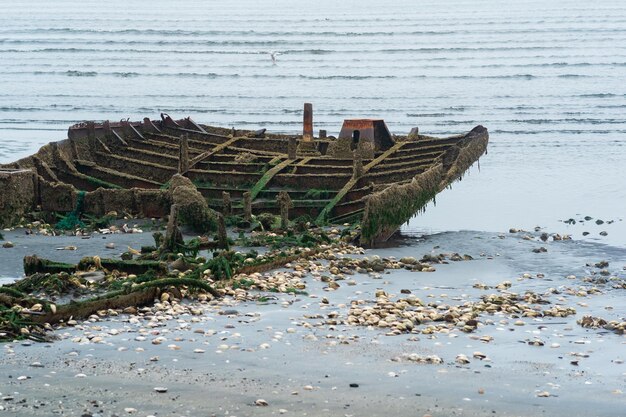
[{"x1": 0, "y1": 0, "x2": 624, "y2": 245}]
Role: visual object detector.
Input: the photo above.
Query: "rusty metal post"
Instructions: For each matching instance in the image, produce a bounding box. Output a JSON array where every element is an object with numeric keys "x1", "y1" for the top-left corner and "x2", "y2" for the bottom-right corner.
[
  {"x1": 303, "y1": 103, "x2": 313, "y2": 142},
  {"x1": 288, "y1": 136, "x2": 297, "y2": 159},
  {"x1": 178, "y1": 134, "x2": 189, "y2": 174},
  {"x1": 243, "y1": 191, "x2": 252, "y2": 221},
  {"x1": 222, "y1": 191, "x2": 232, "y2": 216},
  {"x1": 297, "y1": 103, "x2": 320, "y2": 156}
]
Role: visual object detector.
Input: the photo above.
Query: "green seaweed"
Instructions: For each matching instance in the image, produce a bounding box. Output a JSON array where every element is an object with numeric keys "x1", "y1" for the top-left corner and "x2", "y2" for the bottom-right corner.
[
  {"x1": 159, "y1": 180, "x2": 171, "y2": 190},
  {"x1": 238, "y1": 230, "x2": 330, "y2": 250},
  {"x1": 106, "y1": 270, "x2": 158, "y2": 291},
  {"x1": 232, "y1": 278, "x2": 255, "y2": 290},
  {"x1": 176, "y1": 238, "x2": 201, "y2": 258},
  {"x1": 304, "y1": 188, "x2": 333, "y2": 199},
  {"x1": 12, "y1": 273, "x2": 83, "y2": 295},
  {"x1": 0, "y1": 307, "x2": 49, "y2": 342},
  {"x1": 204, "y1": 256, "x2": 233, "y2": 280},
  {"x1": 82, "y1": 213, "x2": 116, "y2": 229},
  {"x1": 85, "y1": 176, "x2": 122, "y2": 190},
  {"x1": 361, "y1": 187, "x2": 438, "y2": 245},
  {"x1": 23, "y1": 256, "x2": 76, "y2": 276},
  {"x1": 55, "y1": 190, "x2": 86, "y2": 230},
  {"x1": 0, "y1": 286, "x2": 27, "y2": 299},
  {"x1": 249, "y1": 158, "x2": 293, "y2": 199},
  {"x1": 77, "y1": 257, "x2": 167, "y2": 275}
]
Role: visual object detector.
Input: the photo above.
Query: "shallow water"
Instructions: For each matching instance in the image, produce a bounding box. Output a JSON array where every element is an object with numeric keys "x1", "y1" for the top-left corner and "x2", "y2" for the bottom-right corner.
[
  {"x1": 1, "y1": 229, "x2": 624, "y2": 416},
  {"x1": 1, "y1": 0, "x2": 625, "y2": 242}
]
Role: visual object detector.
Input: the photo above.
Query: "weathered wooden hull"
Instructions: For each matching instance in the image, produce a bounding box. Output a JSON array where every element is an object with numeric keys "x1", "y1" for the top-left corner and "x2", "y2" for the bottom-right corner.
[{"x1": 1, "y1": 116, "x2": 488, "y2": 243}]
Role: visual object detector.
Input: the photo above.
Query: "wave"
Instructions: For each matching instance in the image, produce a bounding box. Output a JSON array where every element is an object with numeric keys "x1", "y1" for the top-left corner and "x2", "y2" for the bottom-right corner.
[
  {"x1": 406, "y1": 113, "x2": 454, "y2": 117},
  {"x1": 112, "y1": 72, "x2": 140, "y2": 78},
  {"x1": 492, "y1": 129, "x2": 626, "y2": 135},
  {"x1": 66, "y1": 70, "x2": 97, "y2": 77},
  {"x1": 5, "y1": 70, "x2": 605, "y2": 81},
  {"x1": 0, "y1": 27, "x2": 460, "y2": 37},
  {"x1": 579, "y1": 93, "x2": 621, "y2": 98},
  {"x1": 508, "y1": 118, "x2": 626, "y2": 125}
]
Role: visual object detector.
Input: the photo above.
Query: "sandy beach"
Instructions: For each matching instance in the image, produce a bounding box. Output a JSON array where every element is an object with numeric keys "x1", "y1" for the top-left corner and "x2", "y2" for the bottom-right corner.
[{"x1": 1, "y1": 224, "x2": 624, "y2": 417}]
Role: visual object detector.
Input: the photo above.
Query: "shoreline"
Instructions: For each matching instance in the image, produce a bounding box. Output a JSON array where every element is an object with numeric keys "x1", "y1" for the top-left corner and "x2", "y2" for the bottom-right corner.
[{"x1": 1, "y1": 224, "x2": 624, "y2": 416}]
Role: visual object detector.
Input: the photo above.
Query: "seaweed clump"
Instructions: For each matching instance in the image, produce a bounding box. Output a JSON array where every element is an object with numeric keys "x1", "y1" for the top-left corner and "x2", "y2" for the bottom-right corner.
[
  {"x1": 169, "y1": 174, "x2": 218, "y2": 233},
  {"x1": 361, "y1": 165, "x2": 442, "y2": 246}
]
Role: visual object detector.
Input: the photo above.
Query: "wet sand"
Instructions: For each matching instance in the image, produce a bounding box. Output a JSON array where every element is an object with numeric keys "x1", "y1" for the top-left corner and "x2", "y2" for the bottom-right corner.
[{"x1": 1, "y1": 227, "x2": 624, "y2": 416}]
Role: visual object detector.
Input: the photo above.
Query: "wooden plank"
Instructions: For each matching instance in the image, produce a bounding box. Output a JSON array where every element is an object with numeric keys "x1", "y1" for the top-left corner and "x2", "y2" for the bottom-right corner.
[
  {"x1": 185, "y1": 136, "x2": 241, "y2": 173},
  {"x1": 185, "y1": 117, "x2": 207, "y2": 134},
  {"x1": 315, "y1": 141, "x2": 406, "y2": 223},
  {"x1": 295, "y1": 157, "x2": 313, "y2": 167},
  {"x1": 110, "y1": 127, "x2": 128, "y2": 146},
  {"x1": 249, "y1": 158, "x2": 296, "y2": 200}
]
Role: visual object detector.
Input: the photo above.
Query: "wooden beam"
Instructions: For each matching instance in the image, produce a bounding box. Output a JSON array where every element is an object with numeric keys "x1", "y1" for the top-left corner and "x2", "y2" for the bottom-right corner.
[
  {"x1": 315, "y1": 141, "x2": 406, "y2": 223},
  {"x1": 185, "y1": 136, "x2": 241, "y2": 173}
]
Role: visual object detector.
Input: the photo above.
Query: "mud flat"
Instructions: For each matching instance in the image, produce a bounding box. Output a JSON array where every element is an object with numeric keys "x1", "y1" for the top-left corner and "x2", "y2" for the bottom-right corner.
[{"x1": 0, "y1": 224, "x2": 624, "y2": 417}]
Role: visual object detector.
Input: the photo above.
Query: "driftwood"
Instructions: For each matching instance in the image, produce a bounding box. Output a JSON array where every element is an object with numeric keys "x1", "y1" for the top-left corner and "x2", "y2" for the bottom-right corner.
[
  {"x1": 23, "y1": 254, "x2": 167, "y2": 276},
  {"x1": 31, "y1": 287, "x2": 158, "y2": 325},
  {"x1": 29, "y1": 276, "x2": 221, "y2": 325}
]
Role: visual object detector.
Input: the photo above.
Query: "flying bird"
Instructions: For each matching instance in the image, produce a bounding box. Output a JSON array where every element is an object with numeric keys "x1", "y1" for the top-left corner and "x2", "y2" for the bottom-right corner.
[{"x1": 270, "y1": 51, "x2": 282, "y2": 64}]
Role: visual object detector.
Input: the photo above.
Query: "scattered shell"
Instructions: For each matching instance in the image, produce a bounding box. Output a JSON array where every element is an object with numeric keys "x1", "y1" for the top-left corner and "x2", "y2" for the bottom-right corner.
[{"x1": 455, "y1": 354, "x2": 470, "y2": 364}]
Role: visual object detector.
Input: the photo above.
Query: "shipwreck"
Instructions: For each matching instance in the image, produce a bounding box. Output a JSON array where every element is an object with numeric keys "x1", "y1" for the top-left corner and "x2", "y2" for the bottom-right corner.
[{"x1": 0, "y1": 104, "x2": 488, "y2": 245}]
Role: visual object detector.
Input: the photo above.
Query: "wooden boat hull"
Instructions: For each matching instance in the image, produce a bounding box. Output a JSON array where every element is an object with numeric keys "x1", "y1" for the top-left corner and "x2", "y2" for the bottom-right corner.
[{"x1": 0, "y1": 116, "x2": 488, "y2": 244}]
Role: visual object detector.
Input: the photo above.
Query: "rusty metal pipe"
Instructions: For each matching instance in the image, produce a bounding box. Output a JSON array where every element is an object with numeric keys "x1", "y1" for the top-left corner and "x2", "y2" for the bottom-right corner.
[{"x1": 303, "y1": 103, "x2": 313, "y2": 142}]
